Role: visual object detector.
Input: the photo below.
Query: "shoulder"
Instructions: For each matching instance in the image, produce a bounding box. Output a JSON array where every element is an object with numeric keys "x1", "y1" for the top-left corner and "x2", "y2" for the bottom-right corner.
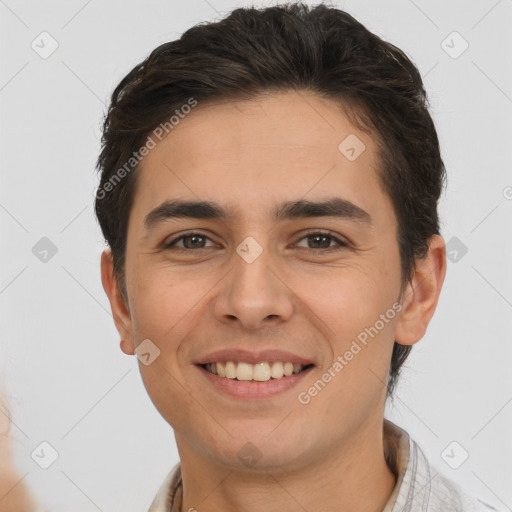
[
  {"x1": 426, "y1": 471, "x2": 502, "y2": 512},
  {"x1": 406, "y1": 436, "x2": 503, "y2": 512},
  {"x1": 384, "y1": 421, "x2": 504, "y2": 512},
  {"x1": 148, "y1": 463, "x2": 181, "y2": 512}
]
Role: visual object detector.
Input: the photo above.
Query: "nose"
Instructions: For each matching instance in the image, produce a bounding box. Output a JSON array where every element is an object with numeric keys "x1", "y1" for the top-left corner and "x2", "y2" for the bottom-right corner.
[{"x1": 212, "y1": 243, "x2": 294, "y2": 331}]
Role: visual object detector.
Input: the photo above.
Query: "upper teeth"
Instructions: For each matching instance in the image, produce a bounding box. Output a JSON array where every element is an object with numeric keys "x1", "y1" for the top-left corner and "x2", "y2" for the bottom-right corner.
[{"x1": 205, "y1": 361, "x2": 305, "y2": 381}]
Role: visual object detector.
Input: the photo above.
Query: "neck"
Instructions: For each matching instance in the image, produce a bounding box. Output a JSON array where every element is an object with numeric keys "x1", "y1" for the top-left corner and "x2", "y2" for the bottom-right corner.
[{"x1": 175, "y1": 416, "x2": 398, "y2": 512}]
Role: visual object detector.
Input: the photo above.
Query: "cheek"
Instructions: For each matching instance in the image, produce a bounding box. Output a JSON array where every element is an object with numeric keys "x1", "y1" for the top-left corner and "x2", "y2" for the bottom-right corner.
[
  {"x1": 308, "y1": 261, "x2": 397, "y2": 329},
  {"x1": 128, "y1": 272, "x2": 194, "y2": 427},
  {"x1": 127, "y1": 267, "x2": 185, "y2": 346},
  {"x1": 305, "y1": 262, "x2": 399, "y2": 378},
  {"x1": 138, "y1": 361, "x2": 198, "y2": 434}
]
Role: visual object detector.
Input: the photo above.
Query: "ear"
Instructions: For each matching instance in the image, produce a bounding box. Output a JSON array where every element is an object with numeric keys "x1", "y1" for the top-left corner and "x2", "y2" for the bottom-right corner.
[
  {"x1": 394, "y1": 234, "x2": 447, "y2": 346},
  {"x1": 100, "y1": 249, "x2": 135, "y2": 355}
]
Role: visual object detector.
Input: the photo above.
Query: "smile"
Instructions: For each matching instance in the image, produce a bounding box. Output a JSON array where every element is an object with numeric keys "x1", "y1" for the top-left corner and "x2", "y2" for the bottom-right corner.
[
  {"x1": 201, "y1": 361, "x2": 314, "y2": 381},
  {"x1": 197, "y1": 361, "x2": 315, "y2": 399}
]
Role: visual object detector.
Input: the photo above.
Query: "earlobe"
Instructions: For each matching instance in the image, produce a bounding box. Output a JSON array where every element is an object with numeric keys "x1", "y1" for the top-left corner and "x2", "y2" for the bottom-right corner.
[
  {"x1": 394, "y1": 235, "x2": 447, "y2": 346},
  {"x1": 120, "y1": 339, "x2": 134, "y2": 356},
  {"x1": 100, "y1": 249, "x2": 136, "y2": 355}
]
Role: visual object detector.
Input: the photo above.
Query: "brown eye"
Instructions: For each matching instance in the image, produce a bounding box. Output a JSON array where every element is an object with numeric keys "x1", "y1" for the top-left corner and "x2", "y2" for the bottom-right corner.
[
  {"x1": 295, "y1": 231, "x2": 349, "y2": 252},
  {"x1": 162, "y1": 230, "x2": 349, "y2": 253},
  {"x1": 164, "y1": 232, "x2": 215, "y2": 250}
]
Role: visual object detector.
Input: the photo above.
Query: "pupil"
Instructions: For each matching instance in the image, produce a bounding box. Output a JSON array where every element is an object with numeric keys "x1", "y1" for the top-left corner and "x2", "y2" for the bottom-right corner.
[
  {"x1": 186, "y1": 235, "x2": 203, "y2": 248},
  {"x1": 311, "y1": 235, "x2": 328, "y2": 248}
]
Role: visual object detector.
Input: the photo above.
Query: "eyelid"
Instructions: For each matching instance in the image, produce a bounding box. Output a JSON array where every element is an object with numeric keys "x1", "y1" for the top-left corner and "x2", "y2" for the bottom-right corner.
[
  {"x1": 296, "y1": 229, "x2": 350, "y2": 250},
  {"x1": 162, "y1": 231, "x2": 218, "y2": 250}
]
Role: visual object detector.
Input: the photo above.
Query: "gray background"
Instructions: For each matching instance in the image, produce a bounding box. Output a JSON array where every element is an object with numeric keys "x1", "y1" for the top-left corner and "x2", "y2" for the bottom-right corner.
[{"x1": 0, "y1": 0, "x2": 511, "y2": 511}]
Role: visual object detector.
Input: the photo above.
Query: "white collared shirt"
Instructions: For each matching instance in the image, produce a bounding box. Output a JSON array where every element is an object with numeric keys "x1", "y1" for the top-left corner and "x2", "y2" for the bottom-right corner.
[{"x1": 148, "y1": 420, "x2": 502, "y2": 512}]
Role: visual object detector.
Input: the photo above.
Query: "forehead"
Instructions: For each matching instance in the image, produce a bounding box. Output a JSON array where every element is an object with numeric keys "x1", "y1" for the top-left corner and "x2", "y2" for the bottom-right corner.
[
  {"x1": 130, "y1": 90, "x2": 393, "y2": 229},
  {"x1": 154, "y1": 91, "x2": 372, "y2": 166}
]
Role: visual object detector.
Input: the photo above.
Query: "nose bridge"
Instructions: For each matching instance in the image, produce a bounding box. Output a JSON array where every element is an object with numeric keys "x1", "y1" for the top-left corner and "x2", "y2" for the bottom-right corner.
[
  {"x1": 214, "y1": 232, "x2": 293, "y2": 328},
  {"x1": 231, "y1": 233, "x2": 277, "y2": 301}
]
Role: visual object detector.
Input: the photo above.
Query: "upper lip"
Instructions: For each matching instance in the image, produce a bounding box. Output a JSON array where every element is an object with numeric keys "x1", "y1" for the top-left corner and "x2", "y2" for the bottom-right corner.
[{"x1": 193, "y1": 348, "x2": 315, "y2": 366}]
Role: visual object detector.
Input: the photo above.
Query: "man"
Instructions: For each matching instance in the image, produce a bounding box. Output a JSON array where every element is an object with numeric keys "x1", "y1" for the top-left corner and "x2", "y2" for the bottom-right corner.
[{"x1": 95, "y1": 3, "x2": 501, "y2": 512}]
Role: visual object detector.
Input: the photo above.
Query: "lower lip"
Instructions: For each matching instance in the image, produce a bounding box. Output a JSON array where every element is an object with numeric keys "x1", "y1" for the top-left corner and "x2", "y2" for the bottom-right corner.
[{"x1": 196, "y1": 364, "x2": 314, "y2": 399}]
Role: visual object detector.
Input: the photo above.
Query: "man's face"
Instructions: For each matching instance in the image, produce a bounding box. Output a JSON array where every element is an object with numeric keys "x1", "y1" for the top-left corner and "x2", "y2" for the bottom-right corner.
[{"x1": 108, "y1": 91, "x2": 408, "y2": 470}]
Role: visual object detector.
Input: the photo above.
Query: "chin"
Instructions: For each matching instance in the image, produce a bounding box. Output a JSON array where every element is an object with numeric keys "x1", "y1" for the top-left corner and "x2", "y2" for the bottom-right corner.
[{"x1": 197, "y1": 428, "x2": 313, "y2": 473}]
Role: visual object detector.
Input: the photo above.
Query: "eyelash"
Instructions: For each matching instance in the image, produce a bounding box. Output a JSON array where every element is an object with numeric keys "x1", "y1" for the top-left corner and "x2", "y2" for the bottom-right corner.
[{"x1": 163, "y1": 230, "x2": 349, "y2": 254}]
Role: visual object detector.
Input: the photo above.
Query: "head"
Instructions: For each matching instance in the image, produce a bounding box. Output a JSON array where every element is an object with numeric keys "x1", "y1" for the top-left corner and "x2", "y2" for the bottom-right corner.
[{"x1": 97, "y1": 2, "x2": 446, "y2": 471}]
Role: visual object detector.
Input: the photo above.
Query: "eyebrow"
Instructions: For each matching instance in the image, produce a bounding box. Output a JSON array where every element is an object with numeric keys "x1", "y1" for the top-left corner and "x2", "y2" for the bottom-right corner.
[{"x1": 144, "y1": 197, "x2": 372, "y2": 230}]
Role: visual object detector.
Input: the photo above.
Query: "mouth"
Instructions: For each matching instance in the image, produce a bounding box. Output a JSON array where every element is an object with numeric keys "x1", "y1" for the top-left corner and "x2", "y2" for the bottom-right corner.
[
  {"x1": 199, "y1": 361, "x2": 315, "y2": 381},
  {"x1": 196, "y1": 361, "x2": 315, "y2": 399}
]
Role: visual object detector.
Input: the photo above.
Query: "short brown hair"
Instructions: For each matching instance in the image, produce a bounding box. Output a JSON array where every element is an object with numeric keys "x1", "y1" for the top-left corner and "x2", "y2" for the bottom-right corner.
[{"x1": 95, "y1": 2, "x2": 446, "y2": 397}]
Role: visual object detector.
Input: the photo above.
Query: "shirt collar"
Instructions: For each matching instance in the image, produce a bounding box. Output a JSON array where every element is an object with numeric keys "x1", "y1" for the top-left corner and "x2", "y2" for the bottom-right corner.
[{"x1": 148, "y1": 419, "x2": 415, "y2": 512}]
